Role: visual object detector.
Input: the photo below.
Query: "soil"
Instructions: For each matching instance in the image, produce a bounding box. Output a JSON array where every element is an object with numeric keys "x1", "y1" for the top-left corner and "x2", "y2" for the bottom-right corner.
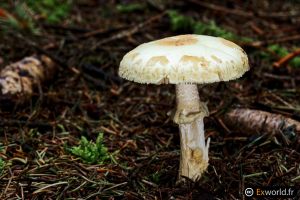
[{"x1": 0, "y1": 0, "x2": 299, "y2": 199}]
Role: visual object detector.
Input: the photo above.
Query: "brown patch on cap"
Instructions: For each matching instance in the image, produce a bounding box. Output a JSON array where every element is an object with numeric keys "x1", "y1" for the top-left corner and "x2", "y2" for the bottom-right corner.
[
  {"x1": 242, "y1": 56, "x2": 248, "y2": 66},
  {"x1": 146, "y1": 56, "x2": 169, "y2": 67},
  {"x1": 211, "y1": 55, "x2": 222, "y2": 63},
  {"x1": 179, "y1": 55, "x2": 209, "y2": 68},
  {"x1": 157, "y1": 35, "x2": 198, "y2": 46},
  {"x1": 219, "y1": 38, "x2": 239, "y2": 48}
]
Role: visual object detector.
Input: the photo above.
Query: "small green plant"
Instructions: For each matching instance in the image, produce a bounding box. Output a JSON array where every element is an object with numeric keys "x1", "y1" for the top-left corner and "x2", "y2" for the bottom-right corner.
[
  {"x1": 69, "y1": 133, "x2": 110, "y2": 164},
  {"x1": 0, "y1": 158, "x2": 5, "y2": 174},
  {"x1": 151, "y1": 171, "x2": 162, "y2": 184}
]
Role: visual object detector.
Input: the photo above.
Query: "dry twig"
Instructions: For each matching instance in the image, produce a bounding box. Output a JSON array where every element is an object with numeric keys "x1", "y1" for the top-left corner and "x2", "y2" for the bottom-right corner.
[
  {"x1": 187, "y1": 0, "x2": 253, "y2": 17},
  {"x1": 273, "y1": 48, "x2": 300, "y2": 68},
  {"x1": 88, "y1": 12, "x2": 167, "y2": 52}
]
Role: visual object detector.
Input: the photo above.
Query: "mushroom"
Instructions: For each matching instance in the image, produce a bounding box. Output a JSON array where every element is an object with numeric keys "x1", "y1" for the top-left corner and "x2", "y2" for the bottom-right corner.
[{"x1": 118, "y1": 34, "x2": 249, "y2": 182}]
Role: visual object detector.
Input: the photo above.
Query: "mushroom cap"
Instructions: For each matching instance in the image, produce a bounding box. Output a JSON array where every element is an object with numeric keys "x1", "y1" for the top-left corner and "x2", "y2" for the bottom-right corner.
[{"x1": 119, "y1": 34, "x2": 249, "y2": 84}]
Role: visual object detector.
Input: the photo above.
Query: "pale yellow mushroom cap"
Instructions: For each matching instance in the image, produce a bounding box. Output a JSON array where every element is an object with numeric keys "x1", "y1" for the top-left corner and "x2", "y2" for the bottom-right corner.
[{"x1": 119, "y1": 34, "x2": 249, "y2": 84}]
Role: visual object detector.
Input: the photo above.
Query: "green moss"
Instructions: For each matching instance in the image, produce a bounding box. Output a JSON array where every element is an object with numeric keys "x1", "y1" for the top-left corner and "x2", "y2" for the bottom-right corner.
[
  {"x1": 26, "y1": 0, "x2": 72, "y2": 23},
  {"x1": 117, "y1": 3, "x2": 145, "y2": 13},
  {"x1": 168, "y1": 10, "x2": 195, "y2": 32},
  {"x1": 0, "y1": 0, "x2": 72, "y2": 34}
]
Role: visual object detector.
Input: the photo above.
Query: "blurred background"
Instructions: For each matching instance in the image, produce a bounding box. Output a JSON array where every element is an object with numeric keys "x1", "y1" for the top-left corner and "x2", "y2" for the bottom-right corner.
[{"x1": 0, "y1": 0, "x2": 299, "y2": 199}]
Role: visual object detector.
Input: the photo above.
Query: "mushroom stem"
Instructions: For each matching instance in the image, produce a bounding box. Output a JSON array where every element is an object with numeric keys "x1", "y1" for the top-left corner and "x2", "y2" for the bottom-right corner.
[{"x1": 174, "y1": 84, "x2": 210, "y2": 181}]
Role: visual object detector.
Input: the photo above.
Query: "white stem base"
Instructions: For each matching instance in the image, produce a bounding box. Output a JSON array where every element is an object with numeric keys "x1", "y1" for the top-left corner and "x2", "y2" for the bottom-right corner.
[
  {"x1": 179, "y1": 117, "x2": 210, "y2": 181},
  {"x1": 174, "y1": 84, "x2": 210, "y2": 182}
]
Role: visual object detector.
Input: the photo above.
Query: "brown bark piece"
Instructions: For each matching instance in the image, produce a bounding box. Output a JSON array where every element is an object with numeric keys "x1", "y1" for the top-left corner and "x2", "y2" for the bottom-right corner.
[
  {"x1": 0, "y1": 55, "x2": 56, "y2": 107},
  {"x1": 223, "y1": 108, "x2": 300, "y2": 135}
]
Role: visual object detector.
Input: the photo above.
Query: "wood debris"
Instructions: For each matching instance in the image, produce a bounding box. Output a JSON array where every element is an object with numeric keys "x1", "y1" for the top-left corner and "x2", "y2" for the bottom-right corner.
[
  {"x1": 223, "y1": 108, "x2": 300, "y2": 135},
  {"x1": 273, "y1": 48, "x2": 300, "y2": 68},
  {"x1": 0, "y1": 55, "x2": 56, "y2": 106}
]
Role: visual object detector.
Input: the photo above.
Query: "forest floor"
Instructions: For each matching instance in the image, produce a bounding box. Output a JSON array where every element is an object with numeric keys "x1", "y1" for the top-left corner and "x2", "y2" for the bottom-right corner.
[{"x1": 0, "y1": 0, "x2": 299, "y2": 199}]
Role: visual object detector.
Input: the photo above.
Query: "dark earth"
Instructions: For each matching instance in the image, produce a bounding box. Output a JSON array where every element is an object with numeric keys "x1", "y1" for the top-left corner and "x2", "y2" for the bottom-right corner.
[{"x1": 0, "y1": 0, "x2": 299, "y2": 199}]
